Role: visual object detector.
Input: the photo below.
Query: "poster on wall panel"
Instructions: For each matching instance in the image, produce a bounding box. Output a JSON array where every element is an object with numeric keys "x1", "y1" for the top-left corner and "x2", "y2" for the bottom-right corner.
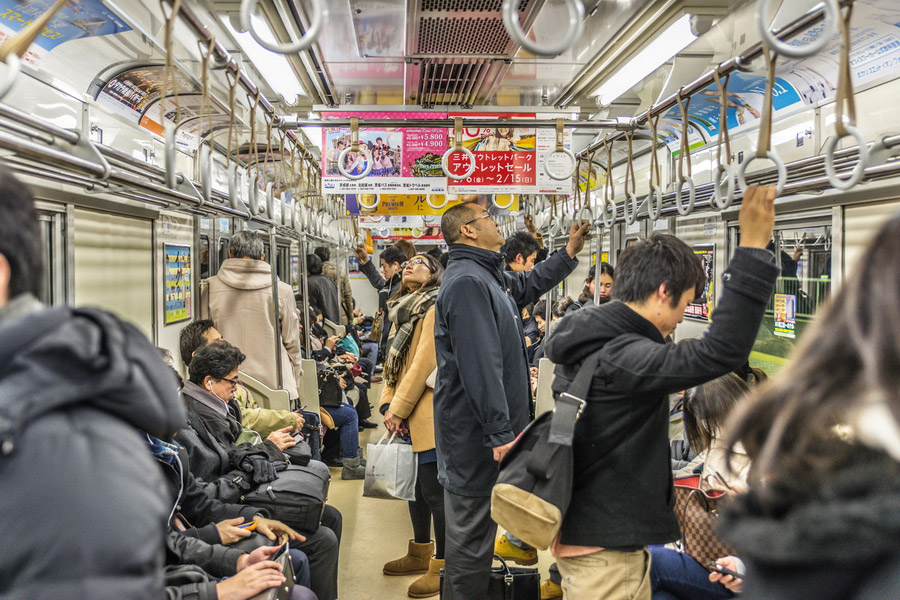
[
  {"x1": 684, "y1": 245, "x2": 715, "y2": 321},
  {"x1": 164, "y1": 244, "x2": 191, "y2": 325},
  {"x1": 0, "y1": 0, "x2": 130, "y2": 68},
  {"x1": 345, "y1": 194, "x2": 462, "y2": 216},
  {"x1": 322, "y1": 111, "x2": 448, "y2": 194},
  {"x1": 773, "y1": 293, "x2": 797, "y2": 339}
]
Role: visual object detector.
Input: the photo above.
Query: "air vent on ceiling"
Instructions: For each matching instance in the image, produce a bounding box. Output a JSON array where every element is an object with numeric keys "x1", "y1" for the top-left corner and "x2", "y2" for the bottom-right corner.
[
  {"x1": 415, "y1": 58, "x2": 494, "y2": 107},
  {"x1": 420, "y1": 0, "x2": 529, "y2": 12},
  {"x1": 411, "y1": 0, "x2": 538, "y2": 56}
]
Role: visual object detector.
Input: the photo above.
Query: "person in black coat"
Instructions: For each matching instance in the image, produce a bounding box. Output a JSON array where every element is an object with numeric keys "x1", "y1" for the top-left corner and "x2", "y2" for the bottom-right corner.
[
  {"x1": 433, "y1": 202, "x2": 589, "y2": 600},
  {"x1": 306, "y1": 254, "x2": 341, "y2": 325},
  {"x1": 353, "y1": 243, "x2": 407, "y2": 359},
  {"x1": 543, "y1": 186, "x2": 779, "y2": 599},
  {"x1": 0, "y1": 167, "x2": 186, "y2": 600}
]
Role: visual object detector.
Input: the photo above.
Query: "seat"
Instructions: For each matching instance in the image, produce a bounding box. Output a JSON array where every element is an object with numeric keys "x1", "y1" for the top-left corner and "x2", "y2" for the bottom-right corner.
[
  {"x1": 534, "y1": 358, "x2": 556, "y2": 418},
  {"x1": 298, "y1": 358, "x2": 321, "y2": 414},
  {"x1": 238, "y1": 370, "x2": 291, "y2": 412},
  {"x1": 322, "y1": 318, "x2": 345, "y2": 338}
]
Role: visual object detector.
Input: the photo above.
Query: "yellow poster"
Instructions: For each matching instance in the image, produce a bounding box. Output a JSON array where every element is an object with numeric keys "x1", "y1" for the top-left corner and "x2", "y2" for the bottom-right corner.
[{"x1": 357, "y1": 194, "x2": 519, "y2": 215}]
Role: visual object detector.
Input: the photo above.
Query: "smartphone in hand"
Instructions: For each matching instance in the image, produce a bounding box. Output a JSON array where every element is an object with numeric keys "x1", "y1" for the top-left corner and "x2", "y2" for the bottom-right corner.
[{"x1": 707, "y1": 561, "x2": 743, "y2": 580}]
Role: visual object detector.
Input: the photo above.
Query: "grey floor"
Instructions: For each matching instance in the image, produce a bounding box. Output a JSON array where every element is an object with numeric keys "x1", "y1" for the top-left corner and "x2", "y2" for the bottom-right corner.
[{"x1": 327, "y1": 383, "x2": 556, "y2": 600}]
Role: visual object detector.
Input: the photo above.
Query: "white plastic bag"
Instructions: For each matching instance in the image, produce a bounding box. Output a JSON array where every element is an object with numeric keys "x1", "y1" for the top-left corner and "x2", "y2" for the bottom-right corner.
[{"x1": 363, "y1": 431, "x2": 418, "y2": 501}]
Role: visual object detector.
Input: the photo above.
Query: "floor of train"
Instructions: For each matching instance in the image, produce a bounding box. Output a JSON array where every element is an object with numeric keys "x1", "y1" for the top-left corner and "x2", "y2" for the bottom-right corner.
[{"x1": 327, "y1": 383, "x2": 556, "y2": 599}]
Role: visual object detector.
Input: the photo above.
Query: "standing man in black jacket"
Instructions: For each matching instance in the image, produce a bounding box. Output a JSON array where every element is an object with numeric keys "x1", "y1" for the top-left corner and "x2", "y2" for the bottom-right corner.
[
  {"x1": 434, "y1": 201, "x2": 589, "y2": 599},
  {"x1": 353, "y1": 243, "x2": 407, "y2": 366},
  {"x1": 543, "y1": 185, "x2": 779, "y2": 599}
]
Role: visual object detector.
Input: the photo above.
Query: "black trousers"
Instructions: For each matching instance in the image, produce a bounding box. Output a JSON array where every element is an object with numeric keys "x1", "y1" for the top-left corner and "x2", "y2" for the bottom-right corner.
[
  {"x1": 442, "y1": 490, "x2": 497, "y2": 600},
  {"x1": 294, "y1": 503, "x2": 342, "y2": 600},
  {"x1": 408, "y1": 461, "x2": 446, "y2": 559}
]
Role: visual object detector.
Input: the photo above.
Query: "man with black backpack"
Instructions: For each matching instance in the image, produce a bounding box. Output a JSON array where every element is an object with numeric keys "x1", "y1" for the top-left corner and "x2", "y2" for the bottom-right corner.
[{"x1": 543, "y1": 186, "x2": 779, "y2": 599}]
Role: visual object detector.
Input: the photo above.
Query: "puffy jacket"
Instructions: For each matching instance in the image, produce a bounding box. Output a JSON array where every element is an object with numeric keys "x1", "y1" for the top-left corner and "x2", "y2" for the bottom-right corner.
[
  {"x1": 434, "y1": 245, "x2": 576, "y2": 496},
  {"x1": 0, "y1": 295, "x2": 186, "y2": 599},
  {"x1": 544, "y1": 248, "x2": 779, "y2": 547},
  {"x1": 201, "y1": 258, "x2": 302, "y2": 398}
]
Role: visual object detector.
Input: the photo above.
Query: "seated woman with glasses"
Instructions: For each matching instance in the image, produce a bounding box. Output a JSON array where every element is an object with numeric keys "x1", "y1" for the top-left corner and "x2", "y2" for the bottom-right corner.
[{"x1": 378, "y1": 252, "x2": 446, "y2": 599}]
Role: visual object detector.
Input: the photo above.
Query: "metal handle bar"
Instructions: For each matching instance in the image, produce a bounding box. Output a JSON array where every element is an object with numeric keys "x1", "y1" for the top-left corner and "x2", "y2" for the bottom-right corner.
[
  {"x1": 240, "y1": 0, "x2": 325, "y2": 55},
  {"x1": 165, "y1": 121, "x2": 177, "y2": 189},
  {"x1": 198, "y1": 144, "x2": 211, "y2": 206},
  {"x1": 501, "y1": 0, "x2": 584, "y2": 58}
]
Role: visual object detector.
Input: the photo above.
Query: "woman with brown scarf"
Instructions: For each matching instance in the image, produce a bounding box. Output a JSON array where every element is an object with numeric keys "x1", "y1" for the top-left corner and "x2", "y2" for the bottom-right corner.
[{"x1": 378, "y1": 252, "x2": 444, "y2": 598}]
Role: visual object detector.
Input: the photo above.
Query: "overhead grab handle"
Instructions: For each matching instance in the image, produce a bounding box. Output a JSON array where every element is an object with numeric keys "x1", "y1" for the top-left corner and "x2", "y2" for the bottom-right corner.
[
  {"x1": 738, "y1": 48, "x2": 787, "y2": 195},
  {"x1": 545, "y1": 119, "x2": 576, "y2": 181},
  {"x1": 501, "y1": 0, "x2": 584, "y2": 58},
  {"x1": 358, "y1": 194, "x2": 380, "y2": 210},
  {"x1": 645, "y1": 113, "x2": 664, "y2": 221},
  {"x1": 600, "y1": 137, "x2": 616, "y2": 229},
  {"x1": 426, "y1": 195, "x2": 450, "y2": 209},
  {"x1": 338, "y1": 117, "x2": 373, "y2": 180},
  {"x1": 673, "y1": 90, "x2": 696, "y2": 216},
  {"x1": 824, "y1": 4, "x2": 869, "y2": 191},
  {"x1": 240, "y1": 0, "x2": 325, "y2": 55},
  {"x1": 0, "y1": 0, "x2": 65, "y2": 100},
  {"x1": 710, "y1": 70, "x2": 736, "y2": 210},
  {"x1": 622, "y1": 132, "x2": 638, "y2": 226},
  {"x1": 442, "y1": 118, "x2": 476, "y2": 181},
  {"x1": 757, "y1": 0, "x2": 838, "y2": 59}
]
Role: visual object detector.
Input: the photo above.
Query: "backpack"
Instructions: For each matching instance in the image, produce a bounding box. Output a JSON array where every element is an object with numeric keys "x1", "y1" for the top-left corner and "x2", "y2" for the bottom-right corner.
[{"x1": 240, "y1": 462, "x2": 331, "y2": 534}]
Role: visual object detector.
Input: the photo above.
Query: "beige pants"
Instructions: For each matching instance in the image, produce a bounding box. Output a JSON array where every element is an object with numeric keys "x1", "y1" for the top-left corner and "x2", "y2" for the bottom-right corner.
[{"x1": 557, "y1": 548, "x2": 651, "y2": 600}]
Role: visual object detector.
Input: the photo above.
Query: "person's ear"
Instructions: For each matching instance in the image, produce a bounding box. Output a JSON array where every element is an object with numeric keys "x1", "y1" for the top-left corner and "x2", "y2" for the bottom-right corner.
[
  {"x1": 460, "y1": 223, "x2": 478, "y2": 241},
  {"x1": 227, "y1": 251, "x2": 234, "y2": 258},
  {"x1": 260, "y1": 253, "x2": 265, "y2": 261},
  {"x1": 0, "y1": 253, "x2": 10, "y2": 307}
]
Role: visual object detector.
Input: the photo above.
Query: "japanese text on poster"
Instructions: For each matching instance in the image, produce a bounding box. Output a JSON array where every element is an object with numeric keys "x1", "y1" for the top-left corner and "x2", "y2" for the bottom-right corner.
[
  {"x1": 773, "y1": 293, "x2": 797, "y2": 339},
  {"x1": 684, "y1": 245, "x2": 716, "y2": 321},
  {"x1": 164, "y1": 244, "x2": 191, "y2": 325}
]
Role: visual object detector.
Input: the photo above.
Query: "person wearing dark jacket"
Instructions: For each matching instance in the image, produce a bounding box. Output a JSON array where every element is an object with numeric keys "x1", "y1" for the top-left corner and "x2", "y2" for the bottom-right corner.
[
  {"x1": 434, "y1": 202, "x2": 589, "y2": 600},
  {"x1": 353, "y1": 243, "x2": 407, "y2": 359},
  {"x1": 718, "y1": 211, "x2": 900, "y2": 600},
  {"x1": 0, "y1": 167, "x2": 186, "y2": 600},
  {"x1": 543, "y1": 185, "x2": 779, "y2": 599},
  {"x1": 307, "y1": 254, "x2": 341, "y2": 325},
  {"x1": 179, "y1": 341, "x2": 342, "y2": 600}
]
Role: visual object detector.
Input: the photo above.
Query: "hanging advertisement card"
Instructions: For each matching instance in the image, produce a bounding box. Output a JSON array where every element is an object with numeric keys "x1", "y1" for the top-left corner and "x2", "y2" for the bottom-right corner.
[
  {"x1": 444, "y1": 126, "x2": 537, "y2": 193},
  {"x1": 684, "y1": 245, "x2": 716, "y2": 321},
  {"x1": 773, "y1": 293, "x2": 797, "y2": 339},
  {"x1": 164, "y1": 244, "x2": 192, "y2": 325}
]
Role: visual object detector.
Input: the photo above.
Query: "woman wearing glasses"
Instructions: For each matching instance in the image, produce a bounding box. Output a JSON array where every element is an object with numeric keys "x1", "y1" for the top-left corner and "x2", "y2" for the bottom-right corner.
[{"x1": 378, "y1": 252, "x2": 445, "y2": 598}]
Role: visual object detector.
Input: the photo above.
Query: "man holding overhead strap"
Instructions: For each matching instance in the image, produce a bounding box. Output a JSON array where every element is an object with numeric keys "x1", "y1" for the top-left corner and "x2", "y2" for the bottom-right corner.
[
  {"x1": 543, "y1": 186, "x2": 779, "y2": 600},
  {"x1": 434, "y1": 201, "x2": 589, "y2": 600}
]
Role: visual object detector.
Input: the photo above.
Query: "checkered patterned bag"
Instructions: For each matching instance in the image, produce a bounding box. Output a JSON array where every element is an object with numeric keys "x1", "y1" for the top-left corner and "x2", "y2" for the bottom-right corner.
[{"x1": 673, "y1": 476, "x2": 737, "y2": 566}]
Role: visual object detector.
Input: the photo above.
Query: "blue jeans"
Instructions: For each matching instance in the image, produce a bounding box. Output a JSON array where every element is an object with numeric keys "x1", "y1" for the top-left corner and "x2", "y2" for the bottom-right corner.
[
  {"x1": 649, "y1": 547, "x2": 734, "y2": 600},
  {"x1": 361, "y1": 342, "x2": 378, "y2": 377},
  {"x1": 323, "y1": 404, "x2": 359, "y2": 458}
]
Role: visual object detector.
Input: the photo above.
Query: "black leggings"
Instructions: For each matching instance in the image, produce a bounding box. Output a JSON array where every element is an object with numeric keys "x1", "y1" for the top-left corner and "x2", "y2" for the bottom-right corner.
[{"x1": 409, "y1": 461, "x2": 446, "y2": 559}]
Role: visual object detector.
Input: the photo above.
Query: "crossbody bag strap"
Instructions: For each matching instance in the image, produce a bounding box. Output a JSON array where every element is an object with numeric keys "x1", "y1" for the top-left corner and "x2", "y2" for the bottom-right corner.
[{"x1": 548, "y1": 350, "x2": 601, "y2": 446}]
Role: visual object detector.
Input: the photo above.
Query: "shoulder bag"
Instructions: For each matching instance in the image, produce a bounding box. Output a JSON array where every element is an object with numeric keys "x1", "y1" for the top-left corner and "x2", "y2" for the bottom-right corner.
[
  {"x1": 673, "y1": 475, "x2": 738, "y2": 567},
  {"x1": 440, "y1": 555, "x2": 539, "y2": 600},
  {"x1": 240, "y1": 463, "x2": 331, "y2": 534},
  {"x1": 490, "y1": 351, "x2": 600, "y2": 550}
]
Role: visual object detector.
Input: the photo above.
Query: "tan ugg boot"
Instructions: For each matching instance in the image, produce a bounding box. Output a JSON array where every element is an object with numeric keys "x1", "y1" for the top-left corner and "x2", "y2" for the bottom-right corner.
[
  {"x1": 407, "y1": 557, "x2": 443, "y2": 598},
  {"x1": 383, "y1": 540, "x2": 433, "y2": 576}
]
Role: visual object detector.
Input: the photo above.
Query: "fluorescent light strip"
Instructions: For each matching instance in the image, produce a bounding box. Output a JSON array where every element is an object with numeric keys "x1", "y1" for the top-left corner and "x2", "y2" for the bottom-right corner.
[
  {"x1": 593, "y1": 14, "x2": 697, "y2": 106},
  {"x1": 222, "y1": 15, "x2": 306, "y2": 105}
]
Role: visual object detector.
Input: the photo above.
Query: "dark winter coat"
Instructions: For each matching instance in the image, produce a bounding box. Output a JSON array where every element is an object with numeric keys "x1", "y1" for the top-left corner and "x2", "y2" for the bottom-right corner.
[
  {"x1": 163, "y1": 530, "x2": 243, "y2": 600},
  {"x1": 544, "y1": 248, "x2": 779, "y2": 547},
  {"x1": 434, "y1": 244, "x2": 576, "y2": 496},
  {"x1": 719, "y1": 445, "x2": 900, "y2": 600},
  {"x1": 307, "y1": 273, "x2": 341, "y2": 325},
  {"x1": 360, "y1": 259, "x2": 402, "y2": 348},
  {"x1": 0, "y1": 295, "x2": 186, "y2": 599}
]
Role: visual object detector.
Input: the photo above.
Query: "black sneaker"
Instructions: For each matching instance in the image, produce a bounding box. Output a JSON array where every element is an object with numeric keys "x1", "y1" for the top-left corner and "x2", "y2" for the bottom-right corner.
[{"x1": 359, "y1": 419, "x2": 378, "y2": 429}]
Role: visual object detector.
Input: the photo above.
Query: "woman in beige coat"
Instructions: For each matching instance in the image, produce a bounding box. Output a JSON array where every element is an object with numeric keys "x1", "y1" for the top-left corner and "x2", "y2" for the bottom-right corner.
[{"x1": 378, "y1": 252, "x2": 444, "y2": 599}]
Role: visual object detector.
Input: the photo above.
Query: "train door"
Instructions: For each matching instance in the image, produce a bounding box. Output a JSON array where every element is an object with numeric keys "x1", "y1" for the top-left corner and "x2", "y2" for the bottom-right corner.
[
  {"x1": 730, "y1": 212, "x2": 833, "y2": 377},
  {"x1": 35, "y1": 205, "x2": 69, "y2": 307}
]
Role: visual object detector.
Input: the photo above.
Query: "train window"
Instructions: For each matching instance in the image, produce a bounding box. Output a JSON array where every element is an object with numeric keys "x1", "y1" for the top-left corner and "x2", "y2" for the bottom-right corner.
[
  {"x1": 276, "y1": 245, "x2": 290, "y2": 282},
  {"x1": 740, "y1": 222, "x2": 832, "y2": 377},
  {"x1": 37, "y1": 212, "x2": 67, "y2": 306},
  {"x1": 218, "y1": 238, "x2": 230, "y2": 266},
  {"x1": 199, "y1": 235, "x2": 210, "y2": 280}
]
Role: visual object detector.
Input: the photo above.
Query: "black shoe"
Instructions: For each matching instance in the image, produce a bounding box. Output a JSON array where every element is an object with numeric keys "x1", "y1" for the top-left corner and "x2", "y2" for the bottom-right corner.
[
  {"x1": 374, "y1": 365, "x2": 383, "y2": 374},
  {"x1": 323, "y1": 456, "x2": 343, "y2": 468},
  {"x1": 359, "y1": 419, "x2": 378, "y2": 429}
]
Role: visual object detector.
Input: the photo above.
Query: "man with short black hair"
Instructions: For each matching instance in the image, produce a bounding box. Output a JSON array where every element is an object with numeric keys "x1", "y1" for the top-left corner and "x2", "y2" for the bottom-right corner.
[
  {"x1": 307, "y1": 254, "x2": 341, "y2": 325},
  {"x1": 201, "y1": 229, "x2": 302, "y2": 399},
  {"x1": 434, "y1": 202, "x2": 590, "y2": 600},
  {"x1": 500, "y1": 231, "x2": 541, "y2": 273},
  {"x1": 0, "y1": 167, "x2": 186, "y2": 597},
  {"x1": 353, "y1": 242, "x2": 408, "y2": 365},
  {"x1": 544, "y1": 186, "x2": 780, "y2": 599},
  {"x1": 315, "y1": 245, "x2": 355, "y2": 325}
]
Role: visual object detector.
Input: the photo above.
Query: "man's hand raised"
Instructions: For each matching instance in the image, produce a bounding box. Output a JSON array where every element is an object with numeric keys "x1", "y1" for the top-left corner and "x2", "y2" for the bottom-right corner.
[
  {"x1": 565, "y1": 221, "x2": 591, "y2": 259},
  {"x1": 738, "y1": 185, "x2": 776, "y2": 249}
]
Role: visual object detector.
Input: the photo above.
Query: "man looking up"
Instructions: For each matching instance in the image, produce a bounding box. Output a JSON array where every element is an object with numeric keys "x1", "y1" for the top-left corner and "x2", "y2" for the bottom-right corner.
[{"x1": 434, "y1": 202, "x2": 589, "y2": 600}]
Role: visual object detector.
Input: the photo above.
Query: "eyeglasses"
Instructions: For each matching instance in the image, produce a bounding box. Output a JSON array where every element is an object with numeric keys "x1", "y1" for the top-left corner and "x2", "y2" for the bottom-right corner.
[
  {"x1": 219, "y1": 376, "x2": 241, "y2": 388},
  {"x1": 401, "y1": 257, "x2": 433, "y2": 271},
  {"x1": 464, "y1": 212, "x2": 494, "y2": 226}
]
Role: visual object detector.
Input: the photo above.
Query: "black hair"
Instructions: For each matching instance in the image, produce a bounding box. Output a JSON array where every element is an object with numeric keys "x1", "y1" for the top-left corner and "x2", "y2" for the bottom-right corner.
[
  {"x1": 533, "y1": 299, "x2": 548, "y2": 321},
  {"x1": 534, "y1": 247, "x2": 549, "y2": 265},
  {"x1": 439, "y1": 251, "x2": 450, "y2": 269},
  {"x1": 393, "y1": 240, "x2": 416, "y2": 260},
  {"x1": 440, "y1": 203, "x2": 477, "y2": 244},
  {"x1": 188, "y1": 339, "x2": 246, "y2": 385},
  {"x1": 553, "y1": 297, "x2": 573, "y2": 318},
  {"x1": 522, "y1": 302, "x2": 535, "y2": 318},
  {"x1": 425, "y1": 247, "x2": 444, "y2": 261},
  {"x1": 307, "y1": 253, "x2": 323, "y2": 275},
  {"x1": 683, "y1": 373, "x2": 750, "y2": 454},
  {"x1": 500, "y1": 231, "x2": 541, "y2": 268},
  {"x1": 0, "y1": 167, "x2": 43, "y2": 299},
  {"x1": 586, "y1": 262, "x2": 615, "y2": 282},
  {"x1": 379, "y1": 245, "x2": 407, "y2": 268},
  {"x1": 611, "y1": 233, "x2": 706, "y2": 308},
  {"x1": 314, "y1": 246, "x2": 331, "y2": 262},
  {"x1": 179, "y1": 319, "x2": 216, "y2": 366}
]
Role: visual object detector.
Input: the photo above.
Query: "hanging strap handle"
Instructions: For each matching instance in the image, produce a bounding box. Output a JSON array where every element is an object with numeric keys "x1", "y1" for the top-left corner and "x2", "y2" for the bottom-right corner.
[
  {"x1": 712, "y1": 70, "x2": 732, "y2": 168},
  {"x1": 738, "y1": 47, "x2": 787, "y2": 195},
  {"x1": 675, "y1": 90, "x2": 692, "y2": 182},
  {"x1": 0, "y1": 0, "x2": 67, "y2": 60}
]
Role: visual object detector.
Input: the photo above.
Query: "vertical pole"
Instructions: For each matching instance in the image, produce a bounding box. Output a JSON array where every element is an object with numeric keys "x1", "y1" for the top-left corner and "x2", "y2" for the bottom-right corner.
[
  {"x1": 269, "y1": 227, "x2": 283, "y2": 389},
  {"x1": 299, "y1": 233, "x2": 312, "y2": 358}
]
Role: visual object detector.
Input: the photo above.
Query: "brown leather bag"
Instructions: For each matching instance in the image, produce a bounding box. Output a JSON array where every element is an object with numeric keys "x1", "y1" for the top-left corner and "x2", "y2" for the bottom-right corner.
[
  {"x1": 370, "y1": 308, "x2": 385, "y2": 341},
  {"x1": 673, "y1": 476, "x2": 738, "y2": 567}
]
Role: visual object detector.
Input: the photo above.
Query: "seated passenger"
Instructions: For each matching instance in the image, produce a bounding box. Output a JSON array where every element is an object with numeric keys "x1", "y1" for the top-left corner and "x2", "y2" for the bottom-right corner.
[
  {"x1": 543, "y1": 185, "x2": 779, "y2": 599},
  {"x1": 650, "y1": 373, "x2": 751, "y2": 600},
  {"x1": 720, "y1": 212, "x2": 900, "y2": 600},
  {"x1": 178, "y1": 340, "x2": 342, "y2": 600},
  {"x1": 0, "y1": 167, "x2": 185, "y2": 599}
]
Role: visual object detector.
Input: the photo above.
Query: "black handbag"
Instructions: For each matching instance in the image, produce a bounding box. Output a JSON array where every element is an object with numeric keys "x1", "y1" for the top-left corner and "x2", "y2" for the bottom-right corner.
[
  {"x1": 490, "y1": 350, "x2": 599, "y2": 550},
  {"x1": 240, "y1": 462, "x2": 330, "y2": 534},
  {"x1": 301, "y1": 410, "x2": 321, "y2": 461},
  {"x1": 284, "y1": 438, "x2": 312, "y2": 466},
  {"x1": 440, "y1": 555, "x2": 539, "y2": 600},
  {"x1": 317, "y1": 365, "x2": 343, "y2": 408}
]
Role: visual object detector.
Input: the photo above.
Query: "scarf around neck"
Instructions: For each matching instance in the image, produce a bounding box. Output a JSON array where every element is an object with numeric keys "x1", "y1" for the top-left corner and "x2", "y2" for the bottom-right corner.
[{"x1": 383, "y1": 287, "x2": 439, "y2": 386}]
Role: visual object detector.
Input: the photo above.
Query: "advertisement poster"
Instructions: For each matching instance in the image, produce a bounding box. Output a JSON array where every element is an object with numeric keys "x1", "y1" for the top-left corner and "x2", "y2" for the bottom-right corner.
[
  {"x1": 684, "y1": 245, "x2": 715, "y2": 321},
  {"x1": 346, "y1": 194, "x2": 463, "y2": 215},
  {"x1": 0, "y1": 0, "x2": 130, "y2": 67},
  {"x1": 164, "y1": 244, "x2": 191, "y2": 325},
  {"x1": 773, "y1": 293, "x2": 797, "y2": 339},
  {"x1": 322, "y1": 112, "x2": 447, "y2": 194},
  {"x1": 444, "y1": 126, "x2": 537, "y2": 193}
]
